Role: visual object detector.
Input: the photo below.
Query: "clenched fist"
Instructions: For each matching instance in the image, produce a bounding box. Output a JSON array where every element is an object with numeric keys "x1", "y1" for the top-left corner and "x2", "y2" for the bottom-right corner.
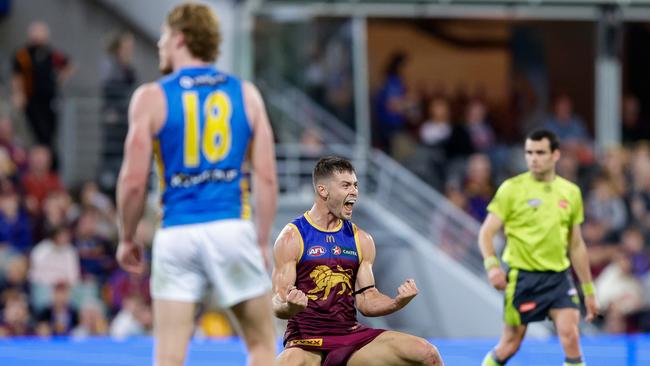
[
  {"x1": 395, "y1": 278, "x2": 418, "y2": 308},
  {"x1": 285, "y1": 285, "x2": 308, "y2": 316}
]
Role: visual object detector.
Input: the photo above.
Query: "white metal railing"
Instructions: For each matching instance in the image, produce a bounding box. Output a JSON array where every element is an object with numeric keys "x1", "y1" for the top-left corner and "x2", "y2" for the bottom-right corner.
[{"x1": 259, "y1": 78, "x2": 356, "y2": 144}]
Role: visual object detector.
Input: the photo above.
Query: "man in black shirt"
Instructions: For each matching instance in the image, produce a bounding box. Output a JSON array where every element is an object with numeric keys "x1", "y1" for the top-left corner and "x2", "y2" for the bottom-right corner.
[{"x1": 12, "y1": 21, "x2": 73, "y2": 154}]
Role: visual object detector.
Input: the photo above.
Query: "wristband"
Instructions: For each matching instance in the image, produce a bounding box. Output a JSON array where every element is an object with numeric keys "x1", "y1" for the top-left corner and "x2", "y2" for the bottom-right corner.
[
  {"x1": 483, "y1": 256, "x2": 500, "y2": 271},
  {"x1": 581, "y1": 282, "x2": 595, "y2": 296}
]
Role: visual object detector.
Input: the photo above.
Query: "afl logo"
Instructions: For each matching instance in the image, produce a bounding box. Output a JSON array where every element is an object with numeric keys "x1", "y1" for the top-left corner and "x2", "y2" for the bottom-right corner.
[
  {"x1": 308, "y1": 246, "x2": 326, "y2": 257},
  {"x1": 332, "y1": 246, "x2": 342, "y2": 255}
]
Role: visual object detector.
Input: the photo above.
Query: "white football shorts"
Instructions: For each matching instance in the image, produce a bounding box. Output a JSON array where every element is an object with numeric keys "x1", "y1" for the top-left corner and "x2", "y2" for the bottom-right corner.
[{"x1": 151, "y1": 219, "x2": 271, "y2": 308}]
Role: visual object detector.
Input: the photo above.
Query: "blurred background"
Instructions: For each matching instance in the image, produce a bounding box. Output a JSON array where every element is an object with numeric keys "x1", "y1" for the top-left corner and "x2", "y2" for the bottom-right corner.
[{"x1": 0, "y1": 0, "x2": 649, "y2": 365}]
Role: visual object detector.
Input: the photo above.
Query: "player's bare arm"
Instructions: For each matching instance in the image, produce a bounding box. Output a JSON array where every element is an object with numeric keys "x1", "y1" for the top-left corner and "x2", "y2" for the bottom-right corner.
[
  {"x1": 243, "y1": 81, "x2": 278, "y2": 263},
  {"x1": 272, "y1": 225, "x2": 308, "y2": 319},
  {"x1": 116, "y1": 83, "x2": 164, "y2": 274},
  {"x1": 568, "y1": 224, "x2": 599, "y2": 322},
  {"x1": 478, "y1": 213, "x2": 507, "y2": 291},
  {"x1": 354, "y1": 228, "x2": 418, "y2": 317}
]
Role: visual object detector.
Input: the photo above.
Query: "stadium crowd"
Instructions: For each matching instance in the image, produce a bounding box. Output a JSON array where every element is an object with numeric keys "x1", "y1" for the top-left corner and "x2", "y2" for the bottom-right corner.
[{"x1": 0, "y1": 21, "x2": 234, "y2": 339}]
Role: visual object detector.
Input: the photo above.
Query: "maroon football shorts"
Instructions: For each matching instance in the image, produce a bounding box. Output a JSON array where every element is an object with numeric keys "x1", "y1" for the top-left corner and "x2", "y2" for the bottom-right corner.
[{"x1": 284, "y1": 324, "x2": 386, "y2": 366}]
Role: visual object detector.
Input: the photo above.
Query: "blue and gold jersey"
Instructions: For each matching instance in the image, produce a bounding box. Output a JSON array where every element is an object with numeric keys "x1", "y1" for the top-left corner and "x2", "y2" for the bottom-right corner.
[
  {"x1": 285, "y1": 213, "x2": 364, "y2": 338},
  {"x1": 154, "y1": 66, "x2": 252, "y2": 227}
]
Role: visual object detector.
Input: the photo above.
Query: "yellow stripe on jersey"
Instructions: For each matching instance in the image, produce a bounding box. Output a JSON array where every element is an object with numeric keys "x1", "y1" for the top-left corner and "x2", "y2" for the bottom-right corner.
[
  {"x1": 303, "y1": 212, "x2": 343, "y2": 232},
  {"x1": 288, "y1": 223, "x2": 305, "y2": 261},
  {"x1": 352, "y1": 223, "x2": 363, "y2": 263},
  {"x1": 153, "y1": 139, "x2": 166, "y2": 195},
  {"x1": 240, "y1": 177, "x2": 251, "y2": 220}
]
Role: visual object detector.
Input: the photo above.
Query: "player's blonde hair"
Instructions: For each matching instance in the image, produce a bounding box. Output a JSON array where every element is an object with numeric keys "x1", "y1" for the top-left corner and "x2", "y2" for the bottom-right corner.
[{"x1": 166, "y1": 2, "x2": 221, "y2": 62}]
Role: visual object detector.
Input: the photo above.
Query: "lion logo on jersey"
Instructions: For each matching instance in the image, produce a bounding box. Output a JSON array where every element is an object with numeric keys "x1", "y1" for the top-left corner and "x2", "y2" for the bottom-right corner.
[{"x1": 307, "y1": 265, "x2": 353, "y2": 301}]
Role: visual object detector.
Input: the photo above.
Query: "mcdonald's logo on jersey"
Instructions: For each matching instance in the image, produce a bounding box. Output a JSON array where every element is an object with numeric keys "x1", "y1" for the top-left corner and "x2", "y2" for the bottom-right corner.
[{"x1": 326, "y1": 235, "x2": 335, "y2": 243}]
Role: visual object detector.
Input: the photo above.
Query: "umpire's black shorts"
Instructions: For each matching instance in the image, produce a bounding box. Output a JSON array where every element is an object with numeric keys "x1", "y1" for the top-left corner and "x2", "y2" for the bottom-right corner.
[{"x1": 504, "y1": 268, "x2": 579, "y2": 326}]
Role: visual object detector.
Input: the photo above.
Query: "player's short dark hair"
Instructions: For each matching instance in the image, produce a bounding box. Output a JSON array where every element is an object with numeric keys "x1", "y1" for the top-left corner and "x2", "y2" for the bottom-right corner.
[
  {"x1": 527, "y1": 129, "x2": 560, "y2": 151},
  {"x1": 313, "y1": 156, "x2": 355, "y2": 187}
]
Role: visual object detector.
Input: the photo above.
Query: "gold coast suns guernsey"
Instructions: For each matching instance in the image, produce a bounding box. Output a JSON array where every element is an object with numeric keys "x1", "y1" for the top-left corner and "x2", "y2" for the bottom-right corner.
[
  {"x1": 155, "y1": 66, "x2": 252, "y2": 228},
  {"x1": 285, "y1": 213, "x2": 364, "y2": 341}
]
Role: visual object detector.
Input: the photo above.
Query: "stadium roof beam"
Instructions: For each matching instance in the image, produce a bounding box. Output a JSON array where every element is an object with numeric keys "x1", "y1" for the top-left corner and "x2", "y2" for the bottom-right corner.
[{"x1": 253, "y1": 1, "x2": 650, "y2": 21}]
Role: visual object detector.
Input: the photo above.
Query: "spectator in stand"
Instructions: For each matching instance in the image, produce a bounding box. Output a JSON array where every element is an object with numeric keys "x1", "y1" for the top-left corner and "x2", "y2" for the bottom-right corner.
[
  {"x1": 36, "y1": 191, "x2": 69, "y2": 242},
  {"x1": 543, "y1": 93, "x2": 590, "y2": 144},
  {"x1": 0, "y1": 291, "x2": 33, "y2": 336},
  {"x1": 463, "y1": 154, "x2": 493, "y2": 222},
  {"x1": 109, "y1": 294, "x2": 152, "y2": 338},
  {"x1": 557, "y1": 150, "x2": 581, "y2": 186},
  {"x1": 621, "y1": 94, "x2": 650, "y2": 145},
  {"x1": 419, "y1": 97, "x2": 452, "y2": 189},
  {"x1": 29, "y1": 225, "x2": 80, "y2": 287},
  {"x1": 105, "y1": 220, "x2": 151, "y2": 314},
  {"x1": 595, "y1": 252, "x2": 644, "y2": 333},
  {"x1": 71, "y1": 299, "x2": 108, "y2": 338},
  {"x1": 420, "y1": 97, "x2": 452, "y2": 147},
  {"x1": 0, "y1": 188, "x2": 32, "y2": 253},
  {"x1": 600, "y1": 146, "x2": 629, "y2": 197},
  {"x1": 22, "y1": 145, "x2": 64, "y2": 216},
  {"x1": 101, "y1": 30, "x2": 137, "y2": 114},
  {"x1": 586, "y1": 174, "x2": 628, "y2": 237},
  {"x1": 374, "y1": 52, "x2": 411, "y2": 154},
  {"x1": 543, "y1": 94, "x2": 593, "y2": 165},
  {"x1": 11, "y1": 21, "x2": 73, "y2": 154},
  {"x1": 105, "y1": 268, "x2": 150, "y2": 316},
  {"x1": 464, "y1": 99, "x2": 495, "y2": 154},
  {"x1": 620, "y1": 226, "x2": 650, "y2": 278},
  {"x1": 73, "y1": 209, "x2": 115, "y2": 282},
  {"x1": 0, "y1": 255, "x2": 30, "y2": 303},
  {"x1": 422, "y1": 95, "x2": 476, "y2": 185},
  {"x1": 36, "y1": 281, "x2": 78, "y2": 336}
]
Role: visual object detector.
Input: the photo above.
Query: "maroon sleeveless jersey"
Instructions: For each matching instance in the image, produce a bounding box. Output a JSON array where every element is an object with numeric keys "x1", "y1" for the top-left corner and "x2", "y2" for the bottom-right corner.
[{"x1": 284, "y1": 213, "x2": 363, "y2": 343}]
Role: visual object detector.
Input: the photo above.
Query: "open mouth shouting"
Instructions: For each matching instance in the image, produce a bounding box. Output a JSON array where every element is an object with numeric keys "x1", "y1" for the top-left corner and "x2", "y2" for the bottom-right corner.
[{"x1": 343, "y1": 197, "x2": 356, "y2": 215}]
